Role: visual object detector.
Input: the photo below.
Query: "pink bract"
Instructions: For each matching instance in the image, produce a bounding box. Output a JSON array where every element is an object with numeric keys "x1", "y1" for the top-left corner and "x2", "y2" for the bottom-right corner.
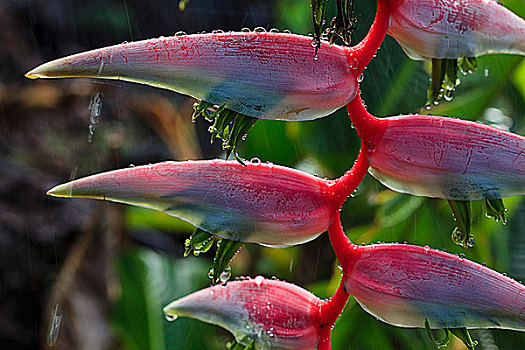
[
  {"x1": 163, "y1": 277, "x2": 348, "y2": 350},
  {"x1": 25, "y1": 0, "x2": 391, "y2": 121},
  {"x1": 387, "y1": 0, "x2": 525, "y2": 60}
]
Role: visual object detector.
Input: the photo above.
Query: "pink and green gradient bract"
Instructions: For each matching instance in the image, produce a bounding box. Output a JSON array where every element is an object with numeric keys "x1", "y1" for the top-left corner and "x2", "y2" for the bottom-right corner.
[
  {"x1": 387, "y1": 0, "x2": 525, "y2": 60},
  {"x1": 344, "y1": 243, "x2": 525, "y2": 331},
  {"x1": 347, "y1": 97, "x2": 525, "y2": 201},
  {"x1": 25, "y1": 32, "x2": 358, "y2": 121},
  {"x1": 367, "y1": 114, "x2": 525, "y2": 200},
  {"x1": 163, "y1": 277, "x2": 323, "y2": 350},
  {"x1": 47, "y1": 160, "x2": 336, "y2": 247}
]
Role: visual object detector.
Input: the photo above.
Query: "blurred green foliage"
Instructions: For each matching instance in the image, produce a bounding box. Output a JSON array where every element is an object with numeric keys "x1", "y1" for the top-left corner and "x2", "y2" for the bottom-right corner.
[{"x1": 106, "y1": 0, "x2": 525, "y2": 349}]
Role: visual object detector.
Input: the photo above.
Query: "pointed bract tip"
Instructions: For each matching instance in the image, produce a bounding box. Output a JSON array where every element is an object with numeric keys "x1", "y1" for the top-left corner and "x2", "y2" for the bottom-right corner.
[
  {"x1": 24, "y1": 70, "x2": 42, "y2": 79},
  {"x1": 46, "y1": 183, "x2": 73, "y2": 198}
]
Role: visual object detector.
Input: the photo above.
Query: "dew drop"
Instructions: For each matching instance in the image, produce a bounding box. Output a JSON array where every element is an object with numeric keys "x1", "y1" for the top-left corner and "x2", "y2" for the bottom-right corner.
[
  {"x1": 269, "y1": 28, "x2": 279, "y2": 33},
  {"x1": 165, "y1": 314, "x2": 178, "y2": 322},
  {"x1": 348, "y1": 57, "x2": 358, "y2": 70},
  {"x1": 254, "y1": 275, "x2": 264, "y2": 286},
  {"x1": 250, "y1": 157, "x2": 261, "y2": 165},
  {"x1": 357, "y1": 73, "x2": 364, "y2": 83},
  {"x1": 283, "y1": 29, "x2": 291, "y2": 34},
  {"x1": 175, "y1": 31, "x2": 187, "y2": 36},
  {"x1": 220, "y1": 266, "x2": 232, "y2": 285},
  {"x1": 254, "y1": 27, "x2": 267, "y2": 33},
  {"x1": 241, "y1": 27, "x2": 251, "y2": 32},
  {"x1": 47, "y1": 303, "x2": 63, "y2": 347},
  {"x1": 423, "y1": 245, "x2": 430, "y2": 252},
  {"x1": 88, "y1": 91, "x2": 103, "y2": 143}
]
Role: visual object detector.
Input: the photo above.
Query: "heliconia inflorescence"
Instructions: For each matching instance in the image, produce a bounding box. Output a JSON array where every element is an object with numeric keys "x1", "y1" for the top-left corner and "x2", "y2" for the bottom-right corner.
[
  {"x1": 163, "y1": 276, "x2": 349, "y2": 350},
  {"x1": 29, "y1": 0, "x2": 525, "y2": 347},
  {"x1": 387, "y1": 0, "x2": 525, "y2": 60},
  {"x1": 346, "y1": 94, "x2": 525, "y2": 201},
  {"x1": 327, "y1": 215, "x2": 525, "y2": 333},
  {"x1": 45, "y1": 156, "x2": 369, "y2": 247}
]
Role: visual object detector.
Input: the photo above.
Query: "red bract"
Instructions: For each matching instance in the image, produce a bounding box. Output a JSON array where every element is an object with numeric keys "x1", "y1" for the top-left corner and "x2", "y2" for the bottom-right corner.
[
  {"x1": 46, "y1": 157, "x2": 368, "y2": 247},
  {"x1": 163, "y1": 277, "x2": 348, "y2": 350},
  {"x1": 347, "y1": 95, "x2": 525, "y2": 200},
  {"x1": 25, "y1": 0, "x2": 391, "y2": 121},
  {"x1": 387, "y1": 0, "x2": 525, "y2": 60},
  {"x1": 328, "y1": 215, "x2": 525, "y2": 331}
]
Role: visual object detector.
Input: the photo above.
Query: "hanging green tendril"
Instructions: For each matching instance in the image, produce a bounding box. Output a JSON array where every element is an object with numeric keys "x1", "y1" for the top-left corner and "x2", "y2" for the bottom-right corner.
[
  {"x1": 447, "y1": 200, "x2": 474, "y2": 248},
  {"x1": 426, "y1": 56, "x2": 478, "y2": 107},
  {"x1": 484, "y1": 198, "x2": 507, "y2": 224},
  {"x1": 425, "y1": 319, "x2": 478, "y2": 349},
  {"x1": 330, "y1": 0, "x2": 358, "y2": 45},
  {"x1": 192, "y1": 100, "x2": 258, "y2": 165}
]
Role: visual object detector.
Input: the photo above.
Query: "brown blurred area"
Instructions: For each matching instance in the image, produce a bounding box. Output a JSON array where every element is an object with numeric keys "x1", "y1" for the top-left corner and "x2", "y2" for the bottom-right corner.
[{"x1": 0, "y1": 1, "x2": 272, "y2": 349}]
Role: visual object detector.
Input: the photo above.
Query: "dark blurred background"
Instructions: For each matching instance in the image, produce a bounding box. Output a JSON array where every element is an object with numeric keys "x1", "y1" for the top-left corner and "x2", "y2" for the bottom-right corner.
[{"x1": 1, "y1": 0, "x2": 524, "y2": 349}]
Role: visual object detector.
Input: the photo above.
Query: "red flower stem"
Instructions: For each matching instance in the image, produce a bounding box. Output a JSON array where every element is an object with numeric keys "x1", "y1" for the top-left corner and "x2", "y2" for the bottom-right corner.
[
  {"x1": 331, "y1": 141, "x2": 369, "y2": 206},
  {"x1": 328, "y1": 212, "x2": 358, "y2": 272},
  {"x1": 317, "y1": 330, "x2": 332, "y2": 350},
  {"x1": 346, "y1": 92, "x2": 383, "y2": 145},
  {"x1": 353, "y1": 0, "x2": 392, "y2": 74}
]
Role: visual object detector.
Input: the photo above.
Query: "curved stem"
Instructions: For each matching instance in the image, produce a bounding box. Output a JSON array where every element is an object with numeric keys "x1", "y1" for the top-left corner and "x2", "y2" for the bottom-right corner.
[
  {"x1": 353, "y1": 0, "x2": 391, "y2": 74},
  {"x1": 332, "y1": 141, "x2": 370, "y2": 206},
  {"x1": 320, "y1": 278, "x2": 349, "y2": 328},
  {"x1": 327, "y1": 212, "x2": 356, "y2": 269},
  {"x1": 317, "y1": 330, "x2": 332, "y2": 350},
  {"x1": 346, "y1": 92, "x2": 381, "y2": 144}
]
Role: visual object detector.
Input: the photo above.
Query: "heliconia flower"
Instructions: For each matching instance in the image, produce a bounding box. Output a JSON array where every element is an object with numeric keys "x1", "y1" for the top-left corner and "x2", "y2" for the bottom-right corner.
[
  {"x1": 163, "y1": 276, "x2": 348, "y2": 350},
  {"x1": 25, "y1": 0, "x2": 391, "y2": 121},
  {"x1": 346, "y1": 95, "x2": 525, "y2": 201},
  {"x1": 327, "y1": 215, "x2": 525, "y2": 332},
  {"x1": 45, "y1": 158, "x2": 369, "y2": 247},
  {"x1": 387, "y1": 0, "x2": 525, "y2": 60}
]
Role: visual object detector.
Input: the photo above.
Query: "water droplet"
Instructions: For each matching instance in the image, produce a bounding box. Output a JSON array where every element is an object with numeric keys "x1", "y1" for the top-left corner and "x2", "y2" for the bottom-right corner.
[
  {"x1": 254, "y1": 275, "x2": 264, "y2": 286},
  {"x1": 220, "y1": 266, "x2": 232, "y2": 285},
  {"x1": 254, "y1": 27, "x2": 267, "y2": 33},
  {"x1": 467, "y1": 236, "x2": 475, "y2": 248},
  {"x1": 208, "y1": 268, "x2": 214, "y2": 279},
  {"x1": 269, "y1": 28, "x2": 279, "y2": 33},
  {"x1": 129, "y1": 164, "x2": 135, "y2": 168},
  {"x1": 357, "y1": 73, "x2": 364, "y2": 83},
  {"x1": 165, "y1": 314, "x2": 178, "y2": 322},
  {"x1": 423, "y1": 245, "x2": 430, "y2": 252},
  {"x1": 283, "y1": 29, "x2": 291, "y2": 34},
  {"x1": 348, "y1": 57, "x2": 358, "y2": 70},
  {"x1": 459, "y1": 253, "x2": 466, "y2": 259},
  {"x1": 484, "y1": 68, "x2": 489, "y2": 77},
  {"x1": 241, "y1": 27, "x2": 251, "y2": 32},
  {"x1": 88, "y1": 91, "x2": 103, "y2": 143},
  {"x1": 47, "y1": 303, "x2": 63, "y2": 347},
  {"x1": 250, "y1": 157, "x2": 261, "y2": 165},
  {"x1": 175, "y1": 31, "x2": 187, "y2": 36}
]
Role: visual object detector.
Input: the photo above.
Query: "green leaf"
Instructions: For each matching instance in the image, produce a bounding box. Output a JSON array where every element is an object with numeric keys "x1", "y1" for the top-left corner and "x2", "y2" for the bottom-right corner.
[
  {"x1": 113, "y1": 248, "x2": 218, "y2": 350},
  {"x1": 192, "y1": 100, "x2": 257, "y2": 165},
  {"x1": 211, "y1": 239, "x2": 243, "y2": 285},
  {"x1": 447, "y1": 200, "x2": 474, "y2": 248}
]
